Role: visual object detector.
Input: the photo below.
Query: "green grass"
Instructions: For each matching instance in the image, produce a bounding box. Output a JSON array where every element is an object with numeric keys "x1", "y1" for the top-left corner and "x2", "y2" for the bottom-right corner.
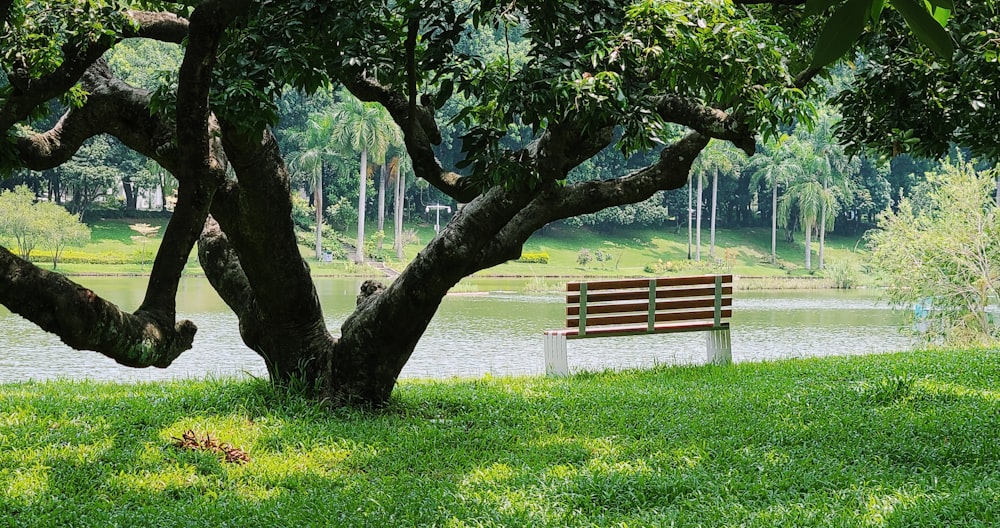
[
  {"x1": 1, "y1": 349, "x2": 997, "y2": 526},
  {"x1": 33, "y1": 216, "x2": 867, "y2": 282}
]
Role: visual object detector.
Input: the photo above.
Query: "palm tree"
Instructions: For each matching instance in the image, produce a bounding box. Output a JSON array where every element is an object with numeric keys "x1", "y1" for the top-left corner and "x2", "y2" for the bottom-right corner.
[
  {"x1": 803, "y1": 113, "x2": 859, "y2": 270},
  {"x1": 332, "y1": 93, "x2": 403, "y2": 263},
  {"x1": 287, "y1": 112, "x2": 338, "y2": 260},
  {"x1": 692, "y1": 141, "x2": 741, "y2": 260},
  {"x1": 387, "y1": 151, "x2": 413, "y2": 259},
  {"x1": 779, "y1": 175, "x2": 825, "y2": 270},
  {"x1": 746, "y1": 138, "x2": 806, "y2": 264}
]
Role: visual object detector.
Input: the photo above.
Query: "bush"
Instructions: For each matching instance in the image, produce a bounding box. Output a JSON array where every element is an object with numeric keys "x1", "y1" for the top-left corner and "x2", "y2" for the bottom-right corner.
[
  {"x1": 825, "y1": 259, "x2": 859, "y2": 289},
  {"x1": 516, "y1": 251, "x2": 549, "y2": 264}
]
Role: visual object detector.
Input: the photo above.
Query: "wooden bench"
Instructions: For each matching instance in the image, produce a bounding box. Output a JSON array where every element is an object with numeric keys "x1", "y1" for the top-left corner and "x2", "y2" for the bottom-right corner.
[{"x1": 544, "y1": 274, "x2": 733, "y2": 376}]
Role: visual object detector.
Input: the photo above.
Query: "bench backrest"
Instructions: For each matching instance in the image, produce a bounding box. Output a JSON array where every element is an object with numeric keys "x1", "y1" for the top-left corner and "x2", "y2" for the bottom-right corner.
[{"x1": 565, "y1": 274, "x2": 733, "y2": 337}]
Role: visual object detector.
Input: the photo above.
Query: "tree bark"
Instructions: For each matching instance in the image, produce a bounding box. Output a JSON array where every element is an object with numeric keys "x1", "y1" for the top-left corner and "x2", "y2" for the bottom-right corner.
[{"x1": 123, "y1": 177, "x2": 138, "y2": 212}]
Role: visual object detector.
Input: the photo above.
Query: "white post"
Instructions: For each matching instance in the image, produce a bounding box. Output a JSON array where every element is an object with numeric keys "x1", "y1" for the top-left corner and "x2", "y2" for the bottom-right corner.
[
  {"x1": 544, "y1": 331, "x2": 569, "y2": 376},
  {"x1": 706, "y1": 328, "x2": 732, "y2": 365}
]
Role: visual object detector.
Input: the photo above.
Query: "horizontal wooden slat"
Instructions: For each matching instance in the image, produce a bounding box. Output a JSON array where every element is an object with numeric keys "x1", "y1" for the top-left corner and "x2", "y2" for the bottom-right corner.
[
  {"x1": 567, "y1": 296, "x2": 733, "y2": 317},
  {"x1": 568, "y1": 285, "x2": 732, "y2": 304},
  {"x1": 567, "y1": 274, "x2": 732, "y2": 292},
  {"x1": 568, "y1": 308, "x2": 732, "y2": 328},
  {"x1": 566, "y1": 321, "x2": 730, "y2": 339}
]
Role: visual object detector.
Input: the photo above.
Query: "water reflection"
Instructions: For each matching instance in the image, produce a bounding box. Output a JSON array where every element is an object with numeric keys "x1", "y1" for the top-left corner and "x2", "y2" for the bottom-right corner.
[{"x1": 0, "y1": 277, "x2": 912, "y2": 382}]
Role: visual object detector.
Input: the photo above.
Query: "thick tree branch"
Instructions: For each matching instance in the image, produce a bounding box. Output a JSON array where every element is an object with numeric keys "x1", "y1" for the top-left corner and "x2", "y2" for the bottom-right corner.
[
  {"x1": 126, "y1": 10, "x2": 189, "y2": 43},
  {"x1": 340, "y1": 75, "x2": 481, "y2": 203},
  {"x1": 137, "y1": 0, "x2": 246, "y2": 319},
  {"x1": 0, "y1": 246, "x2": 195, "y2": 368},
  {"x1": 655, "y1": 95, "x2": 755, "y2": 155},
  {"x1": 554, "y1": 132, "x2": 709, "y2": 218},
  {"x1": 15, "y1": 60, "x2": 178, "y2": 173},
  {"x1": 1, "y1": 10, "x2": 190, "y2": 134}
]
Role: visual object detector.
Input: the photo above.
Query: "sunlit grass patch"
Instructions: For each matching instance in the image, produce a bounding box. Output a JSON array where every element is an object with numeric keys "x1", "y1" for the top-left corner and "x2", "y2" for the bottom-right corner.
[{"x1": 0, "y1": 349, "x2": 998, "y2": 526}]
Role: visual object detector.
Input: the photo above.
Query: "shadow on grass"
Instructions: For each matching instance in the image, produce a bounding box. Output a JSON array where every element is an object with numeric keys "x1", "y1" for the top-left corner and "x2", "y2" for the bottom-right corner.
[{"x1": 0, "y1": 349, "x2": 998, "y2": 526}]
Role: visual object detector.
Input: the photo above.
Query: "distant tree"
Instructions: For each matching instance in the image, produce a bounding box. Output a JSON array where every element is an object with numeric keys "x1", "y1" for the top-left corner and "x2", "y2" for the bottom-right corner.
[
  {"x1": 331, "y1": 94, "x2": 402, "y2": 263},
  {"x1": 747, "y1": 138, "x2": 806, "y2": 264},
  {"x1": 36, "y1": 201, "x2": 90, "y2": 269},
  {"x1": 287, "y1": 112, "x2": 339, "y2": 260},
  {"x1": 692, "y1": 141, "x2": 742, "y2": 260},
  {"x1": 0, "y1": 185, "x2": 41, "y2": 260},
  {"x1": 868, "y1": 158, "x2": 1000, "y2": 345}
]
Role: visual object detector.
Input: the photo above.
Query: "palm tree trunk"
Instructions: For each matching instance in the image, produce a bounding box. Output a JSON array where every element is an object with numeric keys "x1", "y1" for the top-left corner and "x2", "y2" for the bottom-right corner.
[
  {"x1": 770, "y1": 182, "x2": 777, "y2": 264},
  {"x1": 394, "y1": 162, "x2": 405, "y2": 259},
  {"x1": 314, "y1": 166, "x2": 323, "y2": 260},
  {"x1": 687, "y1": 180, "x2": 693, "y2": 260},
  {"x1": 356, "y1": 148, "x2": 368, "y2": 263},
  {"x1": 377, "y1": 165, "x2": 386, "y2": 255},
  {"x1": 695, "y1": 173, "x2": 703, "y2": 261},
  {"x1": 804, "y1": 221, "x2": 812, "y2": 270},
  {"x1": 709, "y1": 169, "x2": 718, "y2": 259},
  {"x1": 819, "y1": 182, "x2": 827, "y2": 270}
]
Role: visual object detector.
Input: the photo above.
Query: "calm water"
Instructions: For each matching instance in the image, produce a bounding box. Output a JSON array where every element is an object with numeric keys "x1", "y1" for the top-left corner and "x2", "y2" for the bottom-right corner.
[{"x1": 0, "y1": 277, "x2": 913, "y2": 382}]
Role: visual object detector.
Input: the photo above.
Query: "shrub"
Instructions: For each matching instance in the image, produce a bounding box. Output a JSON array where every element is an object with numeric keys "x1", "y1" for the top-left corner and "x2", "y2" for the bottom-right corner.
[{"x1": 516, "y1": 251, "x2": 550, "y2": 264}]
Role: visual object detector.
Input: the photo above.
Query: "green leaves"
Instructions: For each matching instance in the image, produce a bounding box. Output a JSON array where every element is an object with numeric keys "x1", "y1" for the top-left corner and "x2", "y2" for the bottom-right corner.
[
  {"x1": 811, "y1": 0, "x2": 870, "y2": 68},
  {"x1": 808, "y1": 0, "x2": 954, "y2": 69},
  {"x1": 890, "y1": 0, "x2": 953, "y2": 59}
]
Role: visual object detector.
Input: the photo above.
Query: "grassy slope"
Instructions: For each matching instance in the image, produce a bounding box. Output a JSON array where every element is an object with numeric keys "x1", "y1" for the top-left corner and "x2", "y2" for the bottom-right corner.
[
  {"x1": 1, "y1": 348, "x2": 997, "y2": 527},
  {"x1": 318, "y1": 221, "x2": 867, "y2": 279},
  {"x1": 32, "y1": 216, "x2": 866, "y2": 279}
]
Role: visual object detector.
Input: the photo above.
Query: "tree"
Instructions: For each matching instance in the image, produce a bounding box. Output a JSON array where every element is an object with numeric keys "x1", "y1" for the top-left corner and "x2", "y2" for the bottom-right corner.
[
  {"x1": 0, "y1": 185, "x2": 42, "y2": 260},
  {"x1": 287, "y1": 111, "x2": 339, "y2": 260},
  {"x1": 36, "y1": 201, "x2": 91, "y2": 269},
  {"x1": 0, "y1": 1, "x2": 967, "y2": 407},
  {"x1": 868, "y1": 158, "x2": 1000, "y2": 345},
  {"x1": 747, "y1": 138, "x2": 806, "y2": 264},
  {"x1": 779, "y1": 174, "x2": 825, "y2": 270},
  {"x1": 331, "y1": 93, "x2": 402, "y2": 263},
  {"x1": 692, "y1": 140, "x2": 741, "y2": 260},
  {"x1": 388, "y1": 151, "x2": 413, "y2": 260}
]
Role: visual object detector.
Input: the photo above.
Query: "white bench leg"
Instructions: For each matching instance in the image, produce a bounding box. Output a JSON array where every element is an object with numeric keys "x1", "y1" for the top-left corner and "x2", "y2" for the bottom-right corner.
[
  {"x1": 706, "y1": 328, "x2": 732, "y2": 365},
  {"x1": 544, "y1": 331, "x2": 569, "y2": 376}
]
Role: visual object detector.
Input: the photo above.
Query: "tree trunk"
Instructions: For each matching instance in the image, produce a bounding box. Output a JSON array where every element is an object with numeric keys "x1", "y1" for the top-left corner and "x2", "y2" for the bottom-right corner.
[
  {"x1": 314, "y1": 166, "x2": 323, "y2": 260},
  {"x1": 393, "y1": 161, "x2": 405, "y2": 259},
  {"x1": 377, "y1": 164, "x2": 386, "y2": 255},
  {"x1": 695, "y1": 173, "x2": 703, "y2": 261},
  {"x1": 770, "y1": 182, "x2": 777, "y2": 264},
  {"x1": 709, "y1": 169, "x2": 718, "y2": 259},
  {"x1": 123, "y1": 177, "x2": 138, "y2": 212},
  {"x1": 819, "y1": 183, "x2": 827, "y2": 270},
  {"x1": 356, "y1": 148, "x2": 368, "y2": 263},
  {"x1": 804, "y1": 221, "x2": 812, "y2": 270},
  {"x1": 687, "y1": 179, "x2": 692, "y2": 260}
]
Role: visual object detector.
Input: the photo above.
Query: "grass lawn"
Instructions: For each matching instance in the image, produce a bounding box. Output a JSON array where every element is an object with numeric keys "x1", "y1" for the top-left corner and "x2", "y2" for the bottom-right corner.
[
  {"x1": 1, "y1": 348, "x2": 997, "y2": 526},
  {"x1": 32, "y1": 216, "x2": 866, "y2": 282}
]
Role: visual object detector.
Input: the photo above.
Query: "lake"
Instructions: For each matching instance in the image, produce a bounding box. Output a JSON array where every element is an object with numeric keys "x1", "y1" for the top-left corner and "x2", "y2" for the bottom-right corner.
[{"x1": 0, "y1": 276, "x2": 913, "y2": 382}]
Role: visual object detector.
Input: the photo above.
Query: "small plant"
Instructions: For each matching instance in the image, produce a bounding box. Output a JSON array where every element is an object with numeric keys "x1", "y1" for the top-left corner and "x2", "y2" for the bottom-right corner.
[
  {"x1": 858, "y1": 374, "x2": 917, "y2": 405},
  {"x1": 644, "y1": 259, "x2": 676, "y2": 274},
  {"x1": 129, "y1": 222, "x2": 161, "y2": 268},
  {"x1": 826, "y1": 259, "x2": 860, "y2": 289},
  {"x1": 523, "y1": 276, "x2": 556, "y2": 292},
  {"x1": 577, "y1": 248, "x2": 592, "y2": 268}
]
